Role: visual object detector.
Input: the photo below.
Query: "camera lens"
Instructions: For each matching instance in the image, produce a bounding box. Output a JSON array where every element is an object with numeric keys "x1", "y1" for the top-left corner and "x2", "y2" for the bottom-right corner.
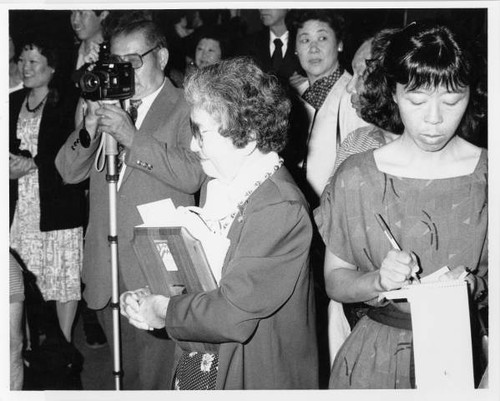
[{"x1": 79, "y1": 72, "x2": 100, "y2": 93}]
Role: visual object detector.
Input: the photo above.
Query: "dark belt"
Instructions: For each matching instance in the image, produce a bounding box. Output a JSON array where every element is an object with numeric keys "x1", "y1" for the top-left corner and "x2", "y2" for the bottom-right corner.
[
  {"x1": 366, "y1": 303, "x2": 415, "y2": 387},
  {"x1": 366, "y1": 303, "x2": 412, "y2": 331}
]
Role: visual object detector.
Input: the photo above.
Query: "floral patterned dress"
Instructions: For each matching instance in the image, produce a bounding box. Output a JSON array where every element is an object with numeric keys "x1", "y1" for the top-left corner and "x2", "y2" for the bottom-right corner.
[
  {"x1": 174, "y1": 351, "x2": 219, "y2": 390},
  {"x1": 10, "y1": 113, "x2": 83, "y2": 303}
]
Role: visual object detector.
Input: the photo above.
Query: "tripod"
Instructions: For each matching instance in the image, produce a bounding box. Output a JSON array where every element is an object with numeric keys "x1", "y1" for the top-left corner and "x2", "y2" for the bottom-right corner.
[
  {"x1": 101, "y1": 130, "x2": 123, "y2": 390},
  {"x1": 104, "y1": 131, "x2": 123, "y2": 390}
]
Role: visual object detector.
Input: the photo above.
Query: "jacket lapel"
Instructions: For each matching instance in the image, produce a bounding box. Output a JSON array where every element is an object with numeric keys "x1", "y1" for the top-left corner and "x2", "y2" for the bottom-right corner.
[{"x1": 120, "y1": 80, "x2": 173, "y2": 186}]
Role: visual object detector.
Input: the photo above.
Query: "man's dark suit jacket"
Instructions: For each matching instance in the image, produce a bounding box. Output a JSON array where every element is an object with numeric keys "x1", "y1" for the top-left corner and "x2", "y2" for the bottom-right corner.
[
  {"x1": 238, "y1": 28, "x2": 303, "y2": 81},
  {"x1": 237, "y1": 28, "x2": 309, "y2": 188}
]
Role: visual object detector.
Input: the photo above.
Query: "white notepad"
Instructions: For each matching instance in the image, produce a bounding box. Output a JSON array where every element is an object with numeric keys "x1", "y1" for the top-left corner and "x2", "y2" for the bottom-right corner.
[{"x1": 382, "y1": 278, "x2": 474, "y2": 390}]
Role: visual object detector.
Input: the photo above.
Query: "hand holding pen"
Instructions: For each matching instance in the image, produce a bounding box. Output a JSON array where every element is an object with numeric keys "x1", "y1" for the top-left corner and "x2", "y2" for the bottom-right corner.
[{"x1": 375, "y1": 213, "x2": 421, "y2": 291}]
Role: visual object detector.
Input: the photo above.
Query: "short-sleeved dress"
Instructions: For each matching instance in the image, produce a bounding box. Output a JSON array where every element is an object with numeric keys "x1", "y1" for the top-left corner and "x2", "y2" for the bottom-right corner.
[{"x1": 315, "y1": 149, "x2": 488, "y2": 389}]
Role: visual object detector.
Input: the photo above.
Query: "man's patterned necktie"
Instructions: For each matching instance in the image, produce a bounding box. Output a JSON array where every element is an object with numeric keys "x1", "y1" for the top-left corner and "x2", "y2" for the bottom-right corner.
[{"x1": 117, "y1": 99, "x2": 142, "y2": 173}]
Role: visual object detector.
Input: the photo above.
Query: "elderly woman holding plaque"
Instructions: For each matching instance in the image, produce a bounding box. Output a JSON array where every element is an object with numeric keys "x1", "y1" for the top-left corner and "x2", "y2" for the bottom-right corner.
[{"x1": 120, "y1": 57, "x2": 318, "y2": 390}]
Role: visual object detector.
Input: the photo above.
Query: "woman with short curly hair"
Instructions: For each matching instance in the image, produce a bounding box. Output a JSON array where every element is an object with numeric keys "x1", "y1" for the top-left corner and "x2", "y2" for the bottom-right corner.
[
  {"x1": 184, "y1": 56, "x2": 290, "y2": 153},
  {"x1": 121, "y1": 57, "x2": 319, "y2": 390}
]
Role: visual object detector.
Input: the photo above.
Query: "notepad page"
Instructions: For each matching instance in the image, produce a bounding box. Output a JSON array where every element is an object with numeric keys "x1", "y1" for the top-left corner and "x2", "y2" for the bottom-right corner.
[{"x1": 384, "y1": 281, "x2": 474, "y2": 390}]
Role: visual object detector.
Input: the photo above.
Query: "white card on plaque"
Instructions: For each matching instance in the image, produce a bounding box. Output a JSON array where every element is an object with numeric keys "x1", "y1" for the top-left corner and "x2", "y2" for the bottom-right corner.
[{"x1": 382, "y1": 280, "x2": 474, "y2": 390}]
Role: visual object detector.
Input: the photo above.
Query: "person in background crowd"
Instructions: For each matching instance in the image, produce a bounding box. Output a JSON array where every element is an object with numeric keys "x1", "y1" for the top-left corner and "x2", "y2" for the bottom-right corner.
[
  {"x1": 56, "y1": 18, "x2": 205, "y2": 389},
  {"x1": 120, "y1": 57, "x2": 318, "y2": 390},
  {"x1": 9, "y1": 36, "x2": 25, "y2": 390},
  {"x1": 70, "y1": 10, "x2": 110, "y2": 70},
  {"x1": 235, "y1": 9, "x2": 309, "y2": 212},
  {"x1": 9, "y1": 250, "x2": 25, "y2": 390},
  {"x1": 286, "y1": 10, "x2": 368, "y2": 385},
  {"x1": 315, "y1": 22, "x2": 488, "y2": 388},
  {"x1": 322, "y1": 28, "x2": 401, "y2": 369},
  {"x1": 9, "y1": 35, "x2": 86, "y2": 351},
  {"x1": 165, "y1": 10, "x2": 242, "y2": 88},
  {"x1": 191, "y1": 25, "x2": 228, "y2": 68},
  {"x1": 161, "y1": 10, "x2": 194, "y2": 87},
  {"x1": 190, "y1": 9, "x2": 232, "y2": 31},
  {"x1": 239, "y1": 9, "x2": 302, "y2": 82},
  {"x1": 335, "y1": 28, "x2": 400, "y2": 172},
  {"x1": 174, "y1": 11, "x2": 195, "y2": 38},
  {"x1": 68, "y1": 7, "x2": 110, "y2": 351},
  {"x1": 9, "y1": 35, "x2": 23, "y2": 93},
  {"x1": 177, "y1": 25, "x2": 231, "y2": 86},
  {"x1": 290, "y1": 9, "x2": 368, "y2": 205}
]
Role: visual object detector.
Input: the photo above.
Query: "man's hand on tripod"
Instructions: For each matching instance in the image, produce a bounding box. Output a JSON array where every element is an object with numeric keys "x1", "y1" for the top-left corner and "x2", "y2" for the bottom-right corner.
[{"x1": 96, "y1": 102, "x2": 137, "y2": 148}]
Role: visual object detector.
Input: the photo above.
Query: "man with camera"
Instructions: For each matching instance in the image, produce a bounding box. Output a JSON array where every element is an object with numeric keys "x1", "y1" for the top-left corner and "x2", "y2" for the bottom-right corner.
[{"x1": 56, "y1": 18, "x2": 205, "y2": 390}]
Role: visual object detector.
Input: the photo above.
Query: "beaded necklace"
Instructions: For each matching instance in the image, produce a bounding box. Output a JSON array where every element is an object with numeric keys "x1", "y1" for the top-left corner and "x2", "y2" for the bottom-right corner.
[
  {"x1": 25, "y1": 92, "x2": 49, "y2": 113},
  {"x1": 206, "y1": 158, "x2": 284, "y2": 235}
]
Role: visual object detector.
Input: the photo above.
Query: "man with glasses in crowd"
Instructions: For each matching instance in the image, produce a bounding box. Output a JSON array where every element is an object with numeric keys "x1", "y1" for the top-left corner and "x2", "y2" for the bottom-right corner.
[{"x1": 56, "y1": 18, "x2": 205, "y2": 389}]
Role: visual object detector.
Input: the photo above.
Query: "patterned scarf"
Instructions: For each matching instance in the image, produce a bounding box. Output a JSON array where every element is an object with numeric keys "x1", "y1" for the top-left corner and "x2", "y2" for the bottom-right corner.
[{"x1": 302, "y1": 67, "x2": 344, "y2": 110}]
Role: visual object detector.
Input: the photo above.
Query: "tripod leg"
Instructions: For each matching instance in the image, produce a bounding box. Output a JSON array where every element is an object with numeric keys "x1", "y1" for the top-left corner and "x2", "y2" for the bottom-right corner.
[{"x1": 105, "y1": 136, "x2": 123, "y2": 390}]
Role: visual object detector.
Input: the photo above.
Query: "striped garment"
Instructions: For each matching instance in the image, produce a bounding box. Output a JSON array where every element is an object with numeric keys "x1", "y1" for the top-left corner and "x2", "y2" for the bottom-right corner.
[
  {"x1": 332, "y1": 124, "x2": 387, "y2": 176},
  {"x1": 9, "y1": 251, "x2": 24, "y2": 304}
]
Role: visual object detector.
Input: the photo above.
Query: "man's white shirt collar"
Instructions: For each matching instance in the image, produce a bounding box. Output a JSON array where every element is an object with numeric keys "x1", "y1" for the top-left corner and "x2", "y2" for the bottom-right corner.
[
  {"x1": 130, "y1": 77, "x2": 166, "y2": 130},
  {"x1": 270, "y1": 30, "x2": 289, "y2": 57}
]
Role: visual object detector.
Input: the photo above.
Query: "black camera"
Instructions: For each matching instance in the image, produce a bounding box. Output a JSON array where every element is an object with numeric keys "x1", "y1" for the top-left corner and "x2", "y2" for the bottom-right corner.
[{"x1": 73, "y1": 42, "x2": 135, "y2": 101}]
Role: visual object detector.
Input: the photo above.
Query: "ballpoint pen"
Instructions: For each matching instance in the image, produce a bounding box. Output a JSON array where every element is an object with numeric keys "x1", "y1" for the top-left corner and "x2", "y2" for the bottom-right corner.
[{"x1": 375, "y1": 213, "x2": 420, "y2": 283}]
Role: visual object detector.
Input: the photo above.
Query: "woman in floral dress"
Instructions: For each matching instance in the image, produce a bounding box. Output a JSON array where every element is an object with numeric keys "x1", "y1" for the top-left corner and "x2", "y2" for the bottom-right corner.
[{"x1": 9, "y1": 35, "x2": 86, "y2": 345}]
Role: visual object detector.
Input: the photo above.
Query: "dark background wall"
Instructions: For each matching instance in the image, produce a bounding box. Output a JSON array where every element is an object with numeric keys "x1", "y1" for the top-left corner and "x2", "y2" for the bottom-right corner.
[
  {"x1": 9, "y1": 7, "x2": 487, "y2": 73},
  {"x1": 9, "y1": 7, "x2": 487, "y2": 149}
]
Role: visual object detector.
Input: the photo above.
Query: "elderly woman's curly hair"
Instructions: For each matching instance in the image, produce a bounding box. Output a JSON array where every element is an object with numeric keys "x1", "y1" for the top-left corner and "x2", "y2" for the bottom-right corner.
[
  {"x1": 184, "y1": 56, "x2": 291, "y2": 153},
  {"x1": 359, "y1": 23, "x2": 487, "y2": 142}
]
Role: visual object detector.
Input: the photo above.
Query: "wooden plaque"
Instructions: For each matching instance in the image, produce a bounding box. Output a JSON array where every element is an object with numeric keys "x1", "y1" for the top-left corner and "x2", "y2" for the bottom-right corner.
[{"x1": 132, "y1": 226, "x2": 218, "y2": 297}]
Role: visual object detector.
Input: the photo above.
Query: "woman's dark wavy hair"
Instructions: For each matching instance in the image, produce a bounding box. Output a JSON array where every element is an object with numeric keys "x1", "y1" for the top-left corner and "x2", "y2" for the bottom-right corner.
[
  {"x1": 194, "y1": 25, "x2": 232, "y2": 59},
  {"x1": 289, "y1": 9, "x2": 345, "y2": 44},
  {"x1": 359, "y1": 23, "x2": 486, "y2": 141},
  {"x1": 20, "y1": 35, "x2": 61, "y2": 104},
  {"x1": 184, "y1": 56, "x2": 291, "y2": 153}
]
